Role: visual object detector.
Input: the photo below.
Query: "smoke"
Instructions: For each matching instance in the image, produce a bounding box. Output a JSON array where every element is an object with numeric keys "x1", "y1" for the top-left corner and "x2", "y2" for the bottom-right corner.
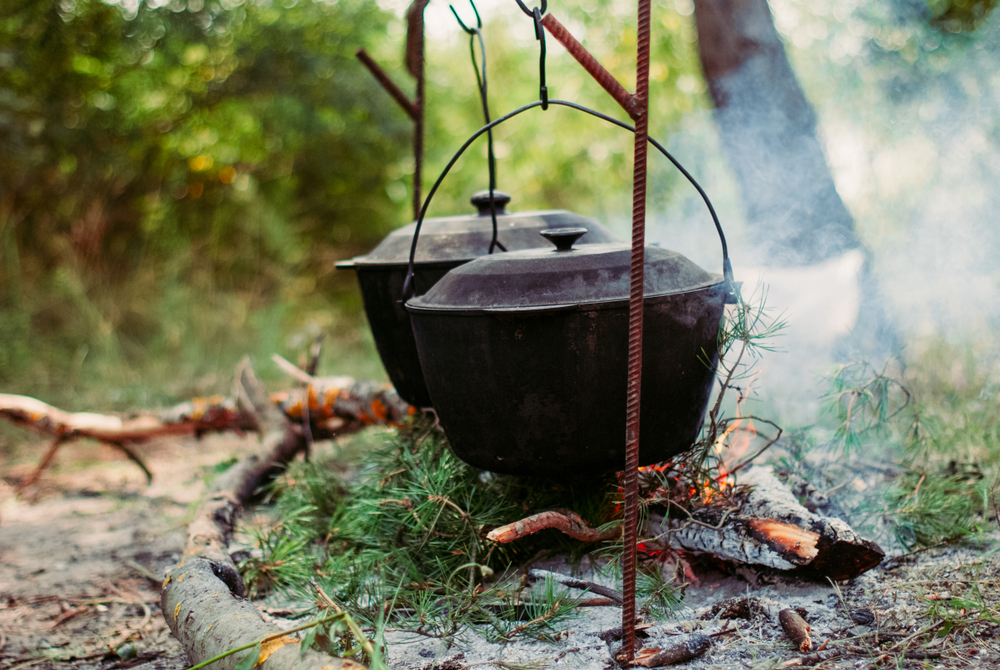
[{"x1": 648, "y1": 1, "x2": 1000, "y2": 421}]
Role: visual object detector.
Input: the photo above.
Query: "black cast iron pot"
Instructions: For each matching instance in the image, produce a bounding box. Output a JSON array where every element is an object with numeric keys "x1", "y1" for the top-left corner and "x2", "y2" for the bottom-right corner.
[
  {"x1": 405, "y1": 228, "x2": 729, "y2": 476},
  {"x1": 337, "y1": 192, "x2": 621, "y2": 407}
]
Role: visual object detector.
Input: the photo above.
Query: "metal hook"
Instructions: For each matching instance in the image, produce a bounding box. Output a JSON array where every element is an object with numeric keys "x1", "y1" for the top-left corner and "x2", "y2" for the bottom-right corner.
[
  {"x1": 514, "y1": 0, "x2": 546, "y2": 19},
  {"x1": 449, "y1": 0, "x2": 482, "y2": 34},
  {"x1": 526, "y1": 6, "x2": 548, "y2": 109}
]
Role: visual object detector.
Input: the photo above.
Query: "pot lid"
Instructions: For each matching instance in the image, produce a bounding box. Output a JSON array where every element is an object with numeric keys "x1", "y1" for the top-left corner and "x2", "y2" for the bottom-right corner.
[
  {"x1": 344, "y1": 191, "x2": 621, "y2": 267},
  {"x1": 406, "y1": 228, "x2": 723, "y2": 314}
]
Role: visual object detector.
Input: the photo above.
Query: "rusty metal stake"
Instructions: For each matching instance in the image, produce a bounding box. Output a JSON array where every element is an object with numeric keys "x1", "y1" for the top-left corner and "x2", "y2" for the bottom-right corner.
[
  {"x1": 541, "y1": 0, "x2": 653, "y2": 660},
  {"x1": 355, "y1": 0, "x2": 427, "y2": 220},
  {"x1": 622, "y1": 0, "x2": 652, "y2": 660}
]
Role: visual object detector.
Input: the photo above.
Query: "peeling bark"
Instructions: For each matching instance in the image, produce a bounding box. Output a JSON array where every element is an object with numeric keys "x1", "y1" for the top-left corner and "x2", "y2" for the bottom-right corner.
[
  {"x1": 654, "y1": 466, "x2": 883, "y2": 580},
  {"x1": 162, "y1": 424, "x2": 367, "y2": 670}
]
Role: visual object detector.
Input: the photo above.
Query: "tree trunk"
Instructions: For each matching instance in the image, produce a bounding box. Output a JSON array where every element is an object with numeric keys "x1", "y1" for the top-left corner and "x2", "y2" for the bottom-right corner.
[
  {"x1": 693, "y1": 0, "x2": 899, "y2": 357},
  {"x1": 693, "y1": 0, "x2": 857, "y2": 267}
]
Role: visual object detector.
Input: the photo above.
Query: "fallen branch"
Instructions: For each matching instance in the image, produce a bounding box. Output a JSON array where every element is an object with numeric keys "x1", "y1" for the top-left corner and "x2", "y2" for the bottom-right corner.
[
  {"x1": 161, "y1": 366, "x2": 367, "y2": 670},
  {"x1": 652, "y1": 466, "x2": 883, "y2": 580},
  {"x1": 2, "y1": 360, "x2": 414, "y2": 486},
  {"x1": 486, "y1": 510, "x2": 619, "y2": 544},
  {"x1": 527, "y1": 569, "x2": 624, "y2": 605},
  {"x1": 1, "y1": 380, "x2": 411, "y2": 446}
]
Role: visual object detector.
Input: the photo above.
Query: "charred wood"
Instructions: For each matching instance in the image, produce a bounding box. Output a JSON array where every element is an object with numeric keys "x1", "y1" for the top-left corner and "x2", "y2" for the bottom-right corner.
[
  {"x1": 653, "y1": 466, "x2": 883, "y2": 580},
  {"x1": 629, "y1": 634, "x2": 712, "y2": 667}
]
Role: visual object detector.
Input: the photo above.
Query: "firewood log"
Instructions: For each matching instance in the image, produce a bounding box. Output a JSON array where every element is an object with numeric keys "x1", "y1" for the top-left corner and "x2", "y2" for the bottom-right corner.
[{"x1": 652, "y1": 466, "x2": 883, "y2": 580}]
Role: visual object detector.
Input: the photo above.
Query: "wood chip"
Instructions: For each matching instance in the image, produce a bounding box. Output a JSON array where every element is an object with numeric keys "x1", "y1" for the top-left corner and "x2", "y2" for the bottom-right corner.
[
  {"x1": 779, "y1": 608, "x2": 812, "y2": 653},
  {"x1": 630, "y1": 634, "x2": 712, "y2": 666}
]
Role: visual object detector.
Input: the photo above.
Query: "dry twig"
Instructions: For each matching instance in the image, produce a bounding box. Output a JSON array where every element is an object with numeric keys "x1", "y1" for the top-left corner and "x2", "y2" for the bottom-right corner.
[
  {"x1": 527, "y1": 569, "x2": 624, "y2": 605},
  {"x1": 486, "y1": 510, "x2": 619, "y2": 544}
]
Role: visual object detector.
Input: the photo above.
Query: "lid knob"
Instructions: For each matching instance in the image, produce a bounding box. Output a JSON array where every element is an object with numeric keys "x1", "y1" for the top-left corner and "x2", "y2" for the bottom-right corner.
[
  {"x1": 540, "y1": 227, "x2": 588, "y2": 251},
  {"x1": 470, "y1": 190, "x2": 512, "y2": 216}
]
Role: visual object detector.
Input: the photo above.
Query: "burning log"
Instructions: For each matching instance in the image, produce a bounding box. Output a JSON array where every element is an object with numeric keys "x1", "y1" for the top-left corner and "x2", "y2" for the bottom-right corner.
[{"x1": 653, "y1": 466, "x2": 883, "y2": 580}]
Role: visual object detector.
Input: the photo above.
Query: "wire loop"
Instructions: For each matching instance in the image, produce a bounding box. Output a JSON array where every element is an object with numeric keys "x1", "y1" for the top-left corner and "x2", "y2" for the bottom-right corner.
[
  {"x1": 449, "y1": 0, "x2": 505, "y2": 254},
  {"x1": 514, "y1": 0, "x2": 546, "y2": 18},
  {"x1": 448, "y1": 0, "x2": 481, "y2": 33}
]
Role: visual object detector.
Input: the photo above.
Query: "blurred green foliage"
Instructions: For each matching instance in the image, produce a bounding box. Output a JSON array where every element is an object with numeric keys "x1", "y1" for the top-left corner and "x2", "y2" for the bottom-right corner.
[
  {"x1": 0, "y1": 0, "x2": 418, "y2": 407},
  {"x1": 5, "y1": 0, "x2": 997, "y2": 415},
  {"x1": 928, "y1": 0, "x2": 999, "y2": 33},
  {"x1": 0, "y1": 0, "x2": 707, "y2": 410}
]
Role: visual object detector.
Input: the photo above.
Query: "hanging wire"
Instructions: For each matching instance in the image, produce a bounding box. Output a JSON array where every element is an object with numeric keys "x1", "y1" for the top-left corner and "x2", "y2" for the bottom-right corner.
[
  {"x1": 516, "y1": 0, "x2": 730, "y2": 288},
  {"x1": 450, "y1": 0, "x2": 506, "y2": 254},
  {"x1": 513, "y1": 0, "x2": 547, "y2": 18},
  {"x1": 402, "y1": 99, "x2": 734, "y2": 299},
  {"x1": 512, "y1": 0, "x2": 549, "y2": 108},
  {"x1": 533, "y1": 8, "x2": 548, "y2": 109}
]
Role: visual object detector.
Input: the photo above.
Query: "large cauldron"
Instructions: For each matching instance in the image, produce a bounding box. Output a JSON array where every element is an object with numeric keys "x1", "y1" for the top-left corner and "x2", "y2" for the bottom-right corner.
[
  {"x1": 406, "y1": 228, "x2": 728, "y2": 476},
  {"x1": 337, "y1": 192, "x2": 621, "y2": 407}
]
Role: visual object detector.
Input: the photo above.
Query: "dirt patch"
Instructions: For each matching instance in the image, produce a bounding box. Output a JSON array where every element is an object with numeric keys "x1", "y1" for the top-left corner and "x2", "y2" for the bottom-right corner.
[{"x1": 1, "y1": 433, "x2": 257, "y2": 670}]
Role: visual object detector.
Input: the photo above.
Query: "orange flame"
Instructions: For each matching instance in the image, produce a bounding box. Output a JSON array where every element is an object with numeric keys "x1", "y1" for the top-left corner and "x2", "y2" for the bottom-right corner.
[{"x1": 634, "y1": 387, "x2": 763, "y2": 505}]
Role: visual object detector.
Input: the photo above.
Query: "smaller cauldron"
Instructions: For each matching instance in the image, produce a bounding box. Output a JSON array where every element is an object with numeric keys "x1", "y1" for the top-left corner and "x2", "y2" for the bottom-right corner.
[
  {"x1": 406, "y1": 228, "x2": 728, "y2": 476},
  {"x1": 337, "y1": 192, "x2": 621, "y2": 407}
]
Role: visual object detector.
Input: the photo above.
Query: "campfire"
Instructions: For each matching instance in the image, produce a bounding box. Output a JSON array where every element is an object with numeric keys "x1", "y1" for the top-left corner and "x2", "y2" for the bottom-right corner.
[{"x1": 485, "y1": 380, "x2": 887, "y2": 584}]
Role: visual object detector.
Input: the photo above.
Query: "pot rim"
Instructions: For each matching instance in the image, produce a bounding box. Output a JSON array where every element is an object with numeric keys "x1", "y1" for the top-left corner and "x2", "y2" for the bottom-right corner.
[
  {"x1": 336, "y1": 258, "x2": 473, "y2": 271},
  {"x1": 405, "y1": 276, "x2": 725, "y2": 316}
]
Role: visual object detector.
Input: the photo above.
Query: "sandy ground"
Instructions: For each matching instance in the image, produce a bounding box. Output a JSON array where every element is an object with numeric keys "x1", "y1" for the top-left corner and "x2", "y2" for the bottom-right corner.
[
  {"x1": 1, "y1": 433, "x2": 255, "y2": 670},
  {"x1": 2, "y1": 432, "x2": 999, "y2": 670}
]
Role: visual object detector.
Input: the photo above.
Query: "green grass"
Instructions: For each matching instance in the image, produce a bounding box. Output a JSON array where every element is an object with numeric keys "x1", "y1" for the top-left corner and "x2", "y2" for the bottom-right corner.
[
  {"x1": 235, "y1": 421, "x2": 628, "y2": 651},
  {"x1": 814, "y1": 338, "x2": 1000, "y2": 551}
]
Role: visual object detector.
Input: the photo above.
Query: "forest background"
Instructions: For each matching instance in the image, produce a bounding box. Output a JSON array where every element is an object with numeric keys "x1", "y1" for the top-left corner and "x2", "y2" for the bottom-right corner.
[{"x1": 1, "y1": 0, "x2": 998, "y2": 425}]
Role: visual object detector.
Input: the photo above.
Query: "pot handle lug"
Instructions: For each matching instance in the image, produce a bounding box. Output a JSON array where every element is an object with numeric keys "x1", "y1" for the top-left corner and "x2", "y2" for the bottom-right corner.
[
  {"x1": 471, "y1": 190, "x2": 512, "y2": 216},
  {"x1": 540, "y1": 227, "x2": 587, "y2": 251}
]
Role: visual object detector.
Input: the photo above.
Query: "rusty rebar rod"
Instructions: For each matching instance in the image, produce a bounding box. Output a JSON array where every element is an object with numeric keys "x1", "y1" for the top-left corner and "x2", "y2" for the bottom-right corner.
[
  {"x1": 355, "y1": 48, "x2": 419, "y2": 121},
  {"x1": 540, "y1": 14, "x2": 641, "y2": 120},
  {"x1": 539, "y1": 4, "x2": 654, "y2": 662},
  {"x1": 621, "y1": 0, "x2": 652, "y2": 660}
]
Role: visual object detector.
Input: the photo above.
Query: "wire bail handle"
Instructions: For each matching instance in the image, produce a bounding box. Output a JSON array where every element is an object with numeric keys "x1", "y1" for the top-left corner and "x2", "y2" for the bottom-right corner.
[
  {"x1": 449, "y1": 0, "x2": 506, "y2": 257},
  {"x1": 400, "y1": 100, "x2": 736, "y2": 302}
]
